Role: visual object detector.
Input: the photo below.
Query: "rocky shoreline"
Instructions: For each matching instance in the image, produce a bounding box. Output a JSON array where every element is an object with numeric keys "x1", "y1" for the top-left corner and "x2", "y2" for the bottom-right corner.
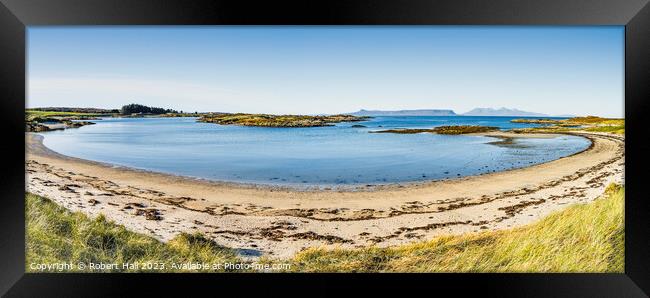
[
  {"x1": 197, "y1": 113, "x2": 371, "y2": 127},
  {"x1": 26, "y1": 117, "x2": 97, "y2": 132},
  {"x1": 370, "y1": 125, "x2": 499, "y2": 135}
]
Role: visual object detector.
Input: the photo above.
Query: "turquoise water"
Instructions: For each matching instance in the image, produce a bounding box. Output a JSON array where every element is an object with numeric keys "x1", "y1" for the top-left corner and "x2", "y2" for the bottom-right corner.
[{"x1": 40, "y1": 116, "x2": 591, "y2": 188}]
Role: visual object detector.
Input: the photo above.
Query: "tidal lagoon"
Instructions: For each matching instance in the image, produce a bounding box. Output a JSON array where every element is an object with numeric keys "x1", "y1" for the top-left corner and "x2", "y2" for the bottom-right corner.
[{"x1": 39, "y1": 116, "x2": 591, "y2": 188}]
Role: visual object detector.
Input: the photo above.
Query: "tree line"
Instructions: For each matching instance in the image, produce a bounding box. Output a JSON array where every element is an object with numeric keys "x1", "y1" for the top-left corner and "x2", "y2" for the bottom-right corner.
[{"x1": 120, "y1": 104, "x2": 178, "y2": 115}]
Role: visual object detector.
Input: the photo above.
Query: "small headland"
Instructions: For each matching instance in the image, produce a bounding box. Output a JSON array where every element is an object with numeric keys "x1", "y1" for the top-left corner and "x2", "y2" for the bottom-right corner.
[
  {"x1": 370, "y1": 125, "x2": 499, "y2": 135},
  {"x1": 25, "y1": 109, "x2": 113, "y2": 132},
  {"x1": 511, "y1": 116, "x2": 624, "y2": 135}
]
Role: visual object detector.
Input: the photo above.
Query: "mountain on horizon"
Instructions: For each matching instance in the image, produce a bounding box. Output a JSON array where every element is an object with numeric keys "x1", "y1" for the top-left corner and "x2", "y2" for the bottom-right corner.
[
  {"x1": 349, "y1": 109, "x2": 457, "y2": 116},
  {"x1": 462, "y1": 107, "x2": 548, "y2": 117}
]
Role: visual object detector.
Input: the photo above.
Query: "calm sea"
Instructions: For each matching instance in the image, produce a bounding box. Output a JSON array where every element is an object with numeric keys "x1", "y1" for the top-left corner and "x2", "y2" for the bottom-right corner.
[{"x1": 39, "y1": 116, "x2": 590, "y2": 188}]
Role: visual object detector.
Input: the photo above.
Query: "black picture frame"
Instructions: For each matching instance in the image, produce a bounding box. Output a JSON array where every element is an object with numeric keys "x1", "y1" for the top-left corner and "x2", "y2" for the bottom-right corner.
[{"x1": 1, "y1": 0, "x2": 648, "y2": 296}]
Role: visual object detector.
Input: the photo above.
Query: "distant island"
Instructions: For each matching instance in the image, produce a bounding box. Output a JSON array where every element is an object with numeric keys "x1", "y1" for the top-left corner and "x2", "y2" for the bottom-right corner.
[
  {"x1": 462, "y1": 107, "x2": 548, "y2": 117},
  {"x1": 350, "y1": 109, "x2": 457, "y2": 116}
]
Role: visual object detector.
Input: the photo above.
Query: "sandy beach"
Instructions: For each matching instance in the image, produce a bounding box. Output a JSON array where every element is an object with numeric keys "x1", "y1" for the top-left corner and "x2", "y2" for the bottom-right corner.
[{"x1": 26, "y1": 131, "x2": 624, "y2": 259}]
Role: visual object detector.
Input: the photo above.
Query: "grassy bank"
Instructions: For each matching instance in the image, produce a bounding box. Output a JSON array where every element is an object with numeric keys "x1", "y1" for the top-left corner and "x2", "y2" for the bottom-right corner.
[
  {"x1": 26, "y1": 184, "x2": 624, "y2": 273},
  {"x1": 26, "y1": 193, "x2": 244, "y2": 272},
  {"x1": 25, "y1": 110, "x2": 107, "y2": 132},
  {"x1": 290, "y1": 184, "x2": 624, "y2": 272},
  {"x1": 25, "y1": 110, "x2": 112, "y2": 119},
  {"x1": 511, "y1": 116, "x2": 625, "y2": 135}
]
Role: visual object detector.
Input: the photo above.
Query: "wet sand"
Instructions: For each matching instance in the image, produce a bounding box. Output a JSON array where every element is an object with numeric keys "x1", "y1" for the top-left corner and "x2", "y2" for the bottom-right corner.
[{"x1": 26, "y1": 131, "x2": 624, "y2": 259}]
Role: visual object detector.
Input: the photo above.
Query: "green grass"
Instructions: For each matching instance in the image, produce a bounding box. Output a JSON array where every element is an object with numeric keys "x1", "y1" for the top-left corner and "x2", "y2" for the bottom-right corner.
[
  {"x1": 511, "y1": 118, "x2": 561, "y2": 124},
  {"x1": 26, "y1": 110, "x2": 107, "y2": 119},
  {"x1": 27, "y1": 110, "x2": 92, "y2": 116},
  {"x1": 27, "y1": 184, "x2": 624, "y2": 273},
  {"x1": 586, "y1": 125, "x2": 625, "y2": 135},
  {"x1": 26, "y1": 193, "x2": 244, "y2": 272},
  {"x1": 25, "y1": 110, "x2": 108, "y2": 125},
  {"x1": 25, "y1": 110, "x2": 111, "y2": 132},
  {"x1": 566, "y1": 116, "x2": 623, "y2": 125},
  {"x1": 289, "y1": 184, "x2": 624, "y2": 272},
  {"x1": 510, "y1": 116, "x2": 625, "y2": 135}
]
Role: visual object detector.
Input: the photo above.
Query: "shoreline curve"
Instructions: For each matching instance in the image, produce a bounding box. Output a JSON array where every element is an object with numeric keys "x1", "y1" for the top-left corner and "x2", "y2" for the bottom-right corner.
[
  {"x1": 26, "y1": 131, "x2": 624, "y2": 259},
  {"x1": 28, "y1": 131, "x2": 593, "y2": 192}
]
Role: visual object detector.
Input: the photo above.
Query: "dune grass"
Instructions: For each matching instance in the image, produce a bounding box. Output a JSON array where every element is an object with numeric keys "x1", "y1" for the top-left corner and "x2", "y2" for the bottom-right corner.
[
  {"x1": 26, "y1": 184, "x2": 624, "y2": 273},
  {"x1": 26, "y1": 193, "x2": 244, "y2": 272},
  {"x1": 290, "y1": 184, "x2": 624, "y2": 272}
]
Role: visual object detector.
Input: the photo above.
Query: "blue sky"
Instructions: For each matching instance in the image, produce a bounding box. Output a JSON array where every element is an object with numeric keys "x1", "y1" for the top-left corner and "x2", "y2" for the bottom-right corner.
[{"x1": 28, "y1": 26, "x2": 624, "y2": 117}]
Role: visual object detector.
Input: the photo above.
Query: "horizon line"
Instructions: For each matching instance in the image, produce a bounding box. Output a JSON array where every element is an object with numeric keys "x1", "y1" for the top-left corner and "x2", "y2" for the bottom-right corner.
[{"x1": 26, "y1": 105, "x2": 608, "y2": 118}]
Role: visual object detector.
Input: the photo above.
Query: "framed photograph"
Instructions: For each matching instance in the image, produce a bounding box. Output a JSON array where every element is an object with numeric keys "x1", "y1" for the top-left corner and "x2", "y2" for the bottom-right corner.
[{"x1": 1, "y1": 0, "x2": 649, "y2": 296}]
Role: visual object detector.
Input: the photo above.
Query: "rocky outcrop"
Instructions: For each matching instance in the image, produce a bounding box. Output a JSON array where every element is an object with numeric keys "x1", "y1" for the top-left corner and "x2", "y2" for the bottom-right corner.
[
  {"x1": 198, "y1": 113, "x2": 371, "y2": 127},
  {"x1": 371, "y1": 125, "x2": 499, "y2": 135},
  {"x1": 26, "y1": 117, "x2": 96, "y2": 132}
]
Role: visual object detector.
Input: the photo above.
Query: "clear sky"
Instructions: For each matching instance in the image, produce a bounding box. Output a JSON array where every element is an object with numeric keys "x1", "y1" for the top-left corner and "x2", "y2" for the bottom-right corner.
[{"x1": 28, "y1": 26, "x2": 624, "y2": 117}]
